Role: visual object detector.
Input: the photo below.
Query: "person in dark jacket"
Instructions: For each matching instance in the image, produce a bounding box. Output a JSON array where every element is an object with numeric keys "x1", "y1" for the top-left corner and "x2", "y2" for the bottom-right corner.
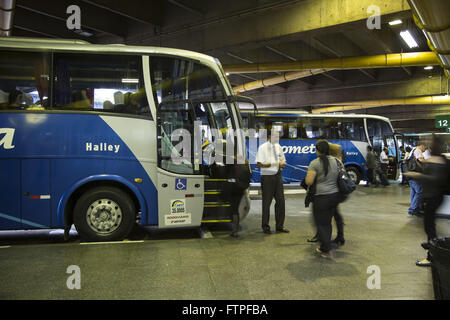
[
  {"x1": 401, "y1": 146, "x2": 412, "y2": 186},
  {"x1": 377, "y1": 147, "x2": 390, "y2": 186},
  {"x1": 365, "y1": 146, "x2": 378, "y2": 187},
  {"x1": 224, "y1": 155, "x2": 252, "y2": 237},
  {"x1": 404, "y1": 135, "x2": 449, "y2": 267}
]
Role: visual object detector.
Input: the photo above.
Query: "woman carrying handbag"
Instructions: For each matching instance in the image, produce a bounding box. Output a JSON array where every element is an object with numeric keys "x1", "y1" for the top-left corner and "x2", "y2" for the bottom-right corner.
[
  {"x1": 305, "y1": 140, "x2": 344, "y2": 258},
  {"x1": 305, "y1": 142, "x2": 346, "y2": 247}
]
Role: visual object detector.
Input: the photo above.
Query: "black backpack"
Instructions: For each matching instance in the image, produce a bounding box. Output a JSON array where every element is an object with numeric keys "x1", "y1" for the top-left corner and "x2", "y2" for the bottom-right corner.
[
  {"x1": 335, "y1": 158, "x2": 356, "y2": 200},
  {"x1": 406, "y1": 148, "x2": 423, "y2": 173}
]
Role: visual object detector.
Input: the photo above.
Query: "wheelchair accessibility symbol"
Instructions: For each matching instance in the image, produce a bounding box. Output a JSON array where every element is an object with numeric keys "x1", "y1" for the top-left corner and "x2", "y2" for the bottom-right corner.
[{"x1": 175, "y1": 178, "x2": 187, "y2": 191}]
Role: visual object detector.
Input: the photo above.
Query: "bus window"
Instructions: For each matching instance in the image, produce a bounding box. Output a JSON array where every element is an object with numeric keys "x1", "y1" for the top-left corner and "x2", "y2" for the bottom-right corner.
[
  {"x1": 150, "y1": 56, "x2": 229, "y2": 173},
  {"x1": 150, "y1": 56, "x2": 226, "y2": 104},
  {"x1": 0, "y1": 50, "x2": 50, "y2": 110},
  {"x1": 194, "y1": 102, "x2": 213, "y2": 142},
  {"x1": 303, "y1": 118, "x2": 328, "y2": 139},
  {"x1": 367, "y1": 118, "x2": 394, "y2": 149},
  {"x1": 288, "y1": 122, "x2": 298, "y2": 139},
  {"x1": 211, "y1": 102, "x2": 233, "y2": 134},
  {"x1": 53, "y1": 53, "x2": 151, "y2": 118},
  {"x1": 272, "y1": 121, "x2": 286, "y2": 138},
  {"x1": 380, "y1": 120, "x2": 394, "y2": 135},
  {"x1": 158, "y1": 101, "x2": 196, "y2": 175},
  {"x1": 335, "y1": 118, "x2": 365, "y2": 141}
]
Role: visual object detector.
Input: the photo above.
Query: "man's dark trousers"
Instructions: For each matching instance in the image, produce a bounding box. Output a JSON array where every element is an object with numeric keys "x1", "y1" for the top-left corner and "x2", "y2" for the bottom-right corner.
[{"x1": 261, "y1": 171, "x2": 285, "y2": 231}]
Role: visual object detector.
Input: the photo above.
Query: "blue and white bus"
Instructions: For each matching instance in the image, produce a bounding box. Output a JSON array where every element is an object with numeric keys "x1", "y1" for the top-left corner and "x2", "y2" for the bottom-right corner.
[
  {"x1": 240, "y1": 110, "x2": 399, "y2": 185},
  {"x1": 0, "y1": 37, "x2": 251, "y2": 241}
]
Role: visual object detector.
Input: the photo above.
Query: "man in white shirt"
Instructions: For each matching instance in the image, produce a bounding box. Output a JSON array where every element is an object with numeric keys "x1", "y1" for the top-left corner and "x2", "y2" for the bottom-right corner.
[
  {"x1": 256, "y1": 128, "x2": 289, "y2": 234},
  {"x1": 378, "y1": 147, "x2": 390, "y2": 186}
]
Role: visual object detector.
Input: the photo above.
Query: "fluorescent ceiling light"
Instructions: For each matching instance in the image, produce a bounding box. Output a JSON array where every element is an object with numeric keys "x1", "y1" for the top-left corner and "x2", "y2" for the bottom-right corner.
[
  {"x1": 122, "y1": 78, "x2": 139, "y2": 83},
  {"x1": 226, "y1": 72, "x2": 230, "y2": 76},
  {"x1": 389, "y1": 19, "x2": 402, "y2": 26},
  {"x1": 400, "y1": 30, "x2": 419, "y2": 48},
  {"x1": 424, "y1": 66, "x2": 433, "y2": 70}
]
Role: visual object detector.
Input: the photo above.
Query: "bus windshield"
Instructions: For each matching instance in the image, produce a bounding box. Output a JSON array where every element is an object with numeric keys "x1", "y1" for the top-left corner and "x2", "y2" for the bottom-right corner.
[{"x1": 150, "y1": 56, "x2": 245, "y2": 173}]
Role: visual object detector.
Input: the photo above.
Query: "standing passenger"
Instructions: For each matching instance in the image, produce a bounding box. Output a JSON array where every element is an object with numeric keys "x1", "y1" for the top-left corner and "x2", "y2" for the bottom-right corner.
[
  {"x1": 306, "y1": 143, "x2": 345, "y2": 245},
  {"x1": 366, "y1": 146, "x2": 378, "y2": 187},
  {"x1": 404, "y1": 135, "x2": 448, "y2": 266},
  {"x1": 227, "y1": 157, "x2": 252, "y2": 238},
  {"x1": 305, "y1": 140, "x2": 341, "y2": 257},
  {"x1": 402, "y1": 146, "x2": 412, "y2": 186},
  {"x1": 407, "y1": 145, "x2": 426, "y2": 216},
  {"x1": 256, "y1": 128, "x2": 289, "y2": 234},
  {"x1": 379, "y1": 147, "x2": 390, "y2": 186}
]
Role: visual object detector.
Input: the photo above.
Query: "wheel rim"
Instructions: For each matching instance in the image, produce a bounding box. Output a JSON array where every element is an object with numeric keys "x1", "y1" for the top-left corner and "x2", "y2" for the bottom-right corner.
[
  {"x1": 347, "y1": 170, "x2": 358, "y2": 184},
  {"x1": 86, "y1": 199, "x2": 123, "y2": 235}
]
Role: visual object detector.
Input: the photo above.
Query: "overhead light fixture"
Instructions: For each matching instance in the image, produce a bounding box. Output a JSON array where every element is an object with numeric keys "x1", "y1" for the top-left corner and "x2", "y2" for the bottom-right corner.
[
  {"x1": 424, "y1": 66, "x2": 433, "y2": 70},
  {"x1": 400, "y1": 30, "x2": 419, "y2": 48},
  {"x1": 389, "y1": 19, "x2": 402, "y2": 26},
  {"x1": 122, "y1": 78, "x2": 139, "y2": 83},
  {"x1": 226, "y1": 72, "x2": 230, "y2": 76}
]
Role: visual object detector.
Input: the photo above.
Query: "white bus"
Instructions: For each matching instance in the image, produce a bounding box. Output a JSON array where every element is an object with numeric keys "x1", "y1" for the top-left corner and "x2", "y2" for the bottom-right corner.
[{"x1": 0, "y1": 37, "x2": 251, "y2": 241}]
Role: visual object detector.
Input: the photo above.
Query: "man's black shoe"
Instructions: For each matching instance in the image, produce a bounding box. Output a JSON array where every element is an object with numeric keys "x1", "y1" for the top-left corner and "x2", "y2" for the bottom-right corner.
[
  {"x1": 307, "y1": 235, "x2": 319, "y2": 242},
  {"x1": 263, "y1": 229, "x2": 272, "y2": 234},
  {"x1": 276, "y1": 228, "x2": 290, "y2": 233}
]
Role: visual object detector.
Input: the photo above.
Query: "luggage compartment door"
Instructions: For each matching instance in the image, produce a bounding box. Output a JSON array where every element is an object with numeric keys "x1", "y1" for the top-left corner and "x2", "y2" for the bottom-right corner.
[{"x1": 21, "y1": 159, "x2": 51, "y2": 229}]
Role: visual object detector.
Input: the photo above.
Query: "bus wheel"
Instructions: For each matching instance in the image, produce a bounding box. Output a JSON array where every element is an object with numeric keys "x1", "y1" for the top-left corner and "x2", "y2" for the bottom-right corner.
[
  {"x1": 73, "y1": 186, "x2": 136, "y2": 242},
  {"x1": 345, "y1": 167, "x2": 361, "y2": 185}
]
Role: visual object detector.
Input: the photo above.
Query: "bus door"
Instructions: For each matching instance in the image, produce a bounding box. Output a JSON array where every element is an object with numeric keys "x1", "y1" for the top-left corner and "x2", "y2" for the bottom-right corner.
[
  {"x1": 156, "y1": 101, "x2": 205, "y2": 229},
  {"x1": 197, "y1": 101, "x2": 236, "y2": 222}
]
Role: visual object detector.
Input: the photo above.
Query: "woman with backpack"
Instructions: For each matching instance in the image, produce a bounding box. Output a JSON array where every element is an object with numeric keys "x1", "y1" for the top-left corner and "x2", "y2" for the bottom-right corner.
[
  {"x1": 305, "y1": 140, "x2": 343, "y2": 258},
  {"x1": 306, "y1": 142, "x2": 345, "y2": 246},
  {"x1": 404, "y1": 135, "x2": 449, "y2": 267}
]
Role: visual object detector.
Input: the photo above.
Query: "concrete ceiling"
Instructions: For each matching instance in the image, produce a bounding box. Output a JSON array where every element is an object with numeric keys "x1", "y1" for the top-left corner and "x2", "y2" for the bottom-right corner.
[{"x1": 6, "y1": 0, "x2": 450, "y2": 133}]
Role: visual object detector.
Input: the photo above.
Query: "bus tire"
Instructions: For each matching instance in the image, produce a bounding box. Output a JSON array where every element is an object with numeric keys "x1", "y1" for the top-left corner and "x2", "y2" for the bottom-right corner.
[
  {"x1": 345, "y1": 166, "x2": 361, "y2": 185},
  {"x1": 73, "y1": 186, "x2": 136, "y2": 242}
]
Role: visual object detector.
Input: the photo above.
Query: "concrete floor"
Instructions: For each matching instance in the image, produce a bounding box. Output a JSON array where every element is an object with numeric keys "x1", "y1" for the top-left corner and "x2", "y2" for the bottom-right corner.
[{"x1": 1, "y1": 183, "x2": 449, "y2": 300}]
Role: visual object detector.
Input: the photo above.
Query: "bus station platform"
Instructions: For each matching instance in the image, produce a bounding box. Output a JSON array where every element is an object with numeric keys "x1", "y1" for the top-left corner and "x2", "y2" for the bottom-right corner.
[{"x1": 1, "y1": 183, "x2": 447, "y2": 300}]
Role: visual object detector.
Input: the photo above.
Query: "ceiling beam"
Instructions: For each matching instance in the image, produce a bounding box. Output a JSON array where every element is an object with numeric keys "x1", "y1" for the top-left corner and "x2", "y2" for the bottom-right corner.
[
  {"x1": 237, "y1": 74, "x2": 258, "y2": 81},
  {"x1": 138, "y1": 0, "x2": 410, "y2": 53},
  {"x1": 13, "y1": 25, "x2": 59, "y2": 38},
  {"x1": 309, "y1": 36, "x2": 378, "y2": 80},
  {"x1": 15, "y1": 0, "x2": 127, "y2": 38},
  {"x1": 227, "y1": 52, "x2": 253, "y2": 64},
  {"x1": 12, "y1": 7, "x2": 87, "y2": 39},
  {"x1": 167, "y1": 0, "x2": 203, "y2": 16},
  {"x1": 358, "y1": 68, "x2": 377, "y2": 80},
  {"x1": 321, "y1": 71, "x2": 344, "y2": 83},
  {"x1": 402, "y1": 67, "x2": 413, "y2": 77},
  {"x1": 264, "y1": 45, "x2": 297, "y2": 62},
  {"x1": 80, "y1": 0, "x2": 163, "y2": 25}
]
